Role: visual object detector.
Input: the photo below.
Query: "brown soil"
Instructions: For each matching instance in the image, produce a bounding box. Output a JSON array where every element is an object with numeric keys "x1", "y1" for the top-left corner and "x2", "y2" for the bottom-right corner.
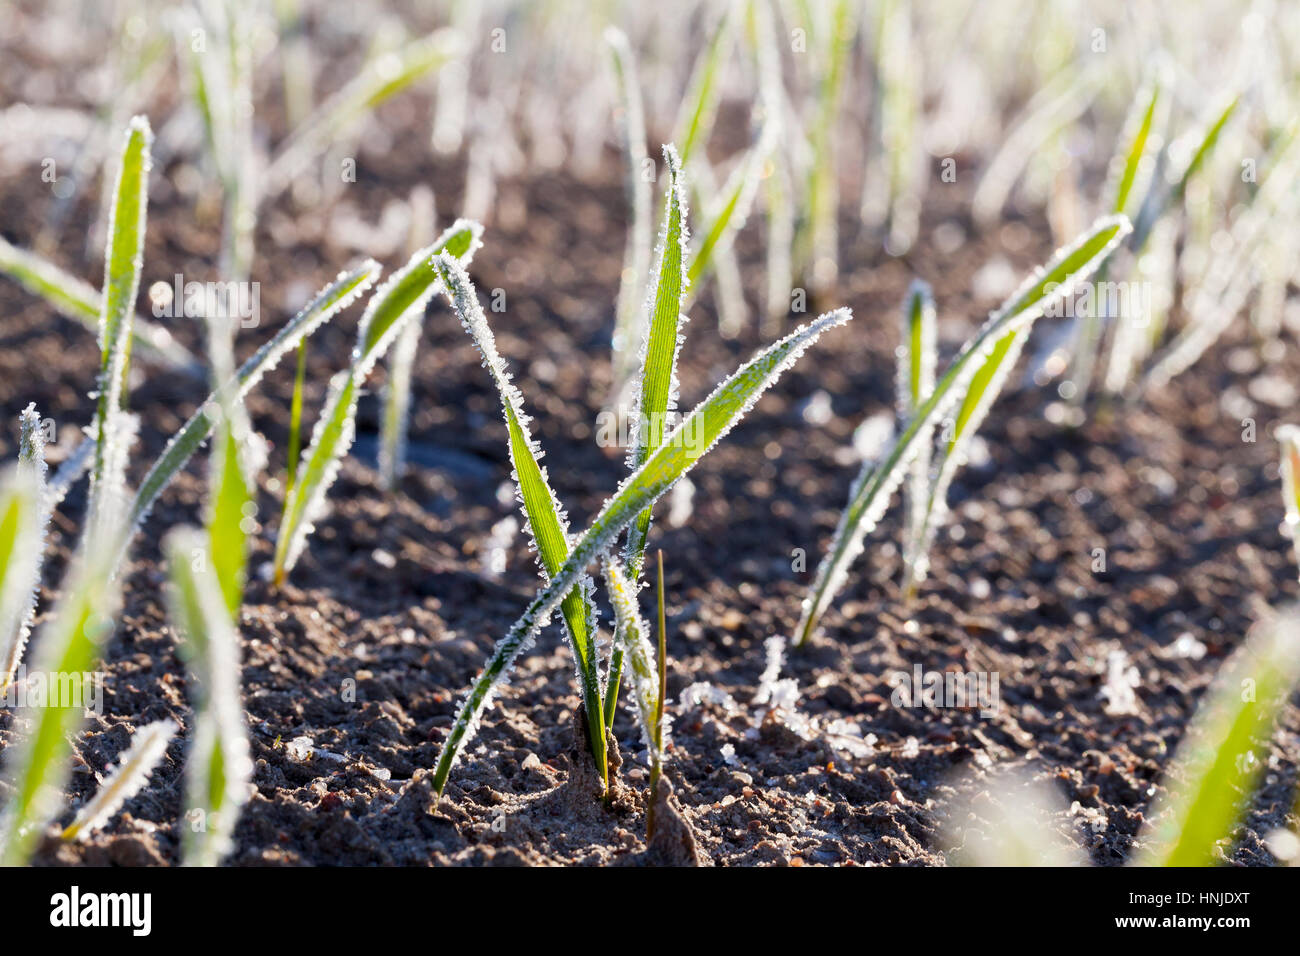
[{"x1": 1, "y1": 20, "x2": 1298, "y2": 867}]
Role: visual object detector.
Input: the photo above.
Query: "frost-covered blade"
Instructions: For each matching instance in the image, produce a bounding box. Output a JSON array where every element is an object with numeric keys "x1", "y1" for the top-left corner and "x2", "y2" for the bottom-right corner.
[
  {"x1": 61, "y1": 718, "x2": 176, "y2": 842},
  {"x1": 430, "y1": 307, "x2": 853, "y2": 798},
  {"x1": 605, "y1": 28, "x2": 653, "y2": 395},
  {"x1": 432, "y1": 251, "x2": 608, "y2": 791},
  {"x1": 0, "y1": 236, "x2": 195, "y2": 372},
  {"x1": 897, "y1": 281, "x2": 936, "y2": 595},
  {"x1": 1279, "y1": 425, "x2": 1300, "y2": 580},
  {"x1": 797, "y1": 216, "x2": 1131, "y2": 645},
  {"x1": 165, "y1": 528, "x2": 252, "y2": 867},
  {"x1": 0, "y1": 518, "x2": 126, "y2": 865},
  {"x1": 87, "y1": 116, "x2": 151, "y2": 539},
  {"x1": 0, "y1": 460, "x2": 42, "y2": 695},
  {"x1": 272, "y1": 220, "x2": 483, "y2": 583},
  {"x1": 1134, "y1": 608, "x2": 1300, "y2": 866}
]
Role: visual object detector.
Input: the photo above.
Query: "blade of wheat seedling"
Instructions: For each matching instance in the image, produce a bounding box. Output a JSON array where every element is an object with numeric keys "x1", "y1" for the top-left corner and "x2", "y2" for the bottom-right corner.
[
  {"x1": 430, "y1": 307, "x2": 853, "y2": 798},
  {"x1": 0, "y1": 237, "x2": 195, "y2": 372},
  {"x1": 1069, "y1": 63, "x2": 1169, "y2": 404},
  {"x1": 0, "y1": 463, "x2": 42, "y2": 696},
  {"x1": 749, "y1": 0, "x2": 793, "y2": 335},
  {"x1": 602, "y1": 554, "x2": 666, "y2": 837},
  {"x1": 972, "y1": 65, "x2": 1102, "y2": 228},
  {"x1": 1279, "y1": 426, "x2": 1300, "y2": 580},
  {"x1": 263, "y1": 30, "x2": 465, "y2": 199},
  {"x1": 273, "y1": 220, "x2": 483, "y2": 583},
  {"x1": 673, "y1": 5, "x2": 734, "y2": 165},
  {"x1": 1134, "y1": 608, "x2": 1300, "y2": 866},
  {"x1": 379, "y1": 185, "x2": 436, "y2": 489},
  {"x1": 625, "y1": 145, "x2": 690, "y2": 580},
  {"x1": 128, "y1": 261, "x2": 380, "y2": 545},
  {"x1": 0, "y1": 519, "x2": 126, "y2": 865},
  {"x1": 797, "y1": 215, "x2": 1131, "y2": 645},
  {"x1": 944, "y1": 771, "x2": 1088, "y2": 866},
  {"x1": 285, "y1": 340, "x2": 307, "y2": 497},
  {"x1": 165, "y1": 528, "x2": 252, "y2": 867},
  {"x1": 206, "y1": 327, "x2": 258, "y2": 619},
  {"x1": 433, "y1": 251, "x2": 609, "y2": 793},
  {"x1": 688, "y1": 123, "x2": 775, "y2": 288},
  {"x1": 273, "y1": 0, "x2": 314, "y2": 130},
  {"x1": 1144, "y1": 122, "x2": 1300, "y2": 389},
  {"x1": 61, "y1": 718, "x2": 176, "y2": 842},
  {"x1": 87, "y1": 117, "x2": 151, "y2": 538},
  {"x1": 898, "y1": 281, "x2": 936, "y2": 596},
  {"x1": 606, "y1": 144, "x2": 689, "y2": 729},
  {"x1": 605, "y1": 28, "x2": 653, "y2": 397},
  {"x1": 795, "y1": 0, "x2": 854, "y2": 291}
]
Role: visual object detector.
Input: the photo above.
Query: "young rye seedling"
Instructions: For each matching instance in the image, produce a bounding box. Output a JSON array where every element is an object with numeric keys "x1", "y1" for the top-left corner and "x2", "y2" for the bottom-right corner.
[
  {"x1": 1279, "y1": 425, "x2": 1300, "y2": 581},
  {"x1": 428, "y1": 265, "x2": 850, "y2": 798},
  {"x1": 61, "y1": 719, "x2": 177, "y2": 843},
  {"x1": 797, "y1": 215, "x2": 1130, "y2": 644}
]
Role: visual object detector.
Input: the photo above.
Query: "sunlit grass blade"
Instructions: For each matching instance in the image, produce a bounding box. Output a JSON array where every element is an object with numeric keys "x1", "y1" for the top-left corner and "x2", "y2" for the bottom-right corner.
[
  {"x1": 0, "y1": 519, "x2": 126, "y2": 865},
  {"x1": 0, "y1": 236, "x2": 195, "y2": 372},
  {"x1": 1144, "y1": 122, "x2": 1300, "y2": 390},
  {"x1": 607, "y1": 144, "x2": 689, "y2": 727},
  {"x1": 797, "y1": 215, "x2": 1131, "y2": 645},
  {"x1": 1279, "y1": 425, "x2": 1300, "y2": 581},
  {"x1": 795, "y1": 0, "x2": 855, "y2": 291},
  {"x1": 943, "y1": 770, "x2": 1087, "y2": 866},
  {"x1": 273, "y1": 220, "x2": 483, "y2": 583},
  {"x1": 625, "y1": 145, "x2": 690, "y2": 580},
  {"x1": 687, "y1": 124, "x2": 774, "y2": 288},
  {"x1": 431, "y1": 306, "x2": 853, "y2": 799},
  {"x1": 605, "y1": 28, "x2": 653, "y2": 397},
  {"x1": 432, "y1": 251, "x2": 608, "y2": 793},
  {"x1": 897, "y1": 281, "x2": 936, "y2": 595},
  {"x1": 1134, "y1": 608, "x2": 1300, "y2": 866},
  {"x1": 1068, "y1": 63, "x2": 1169, "y2": 404},
  {"x1": 128, "y1": 261, "x2": 381, "y2": 542},
  {"x1": 87, "y1": 116, "x2": 151, "y2": 537},
  {"x1": 603, "y1": 554, "x2": 668, "y2": 835},
  {"x1": 61, "y1": 718, "x2": 176, "y2": 842},
  {"x1": 263, "y1": 29, "x2": 464, "y2": 198},
  {"x1": 0, "y1": 463, "x2": 42, "y2": 696},
  {"x1": 379, "y1": 185, "x2": 436, "y2": 490},
  {"x1": 165, "y1": 528, "x2": 253, "y2": 867},
  {"x1": 672, "y1": 5, "x2": 733, "y2": 165}
]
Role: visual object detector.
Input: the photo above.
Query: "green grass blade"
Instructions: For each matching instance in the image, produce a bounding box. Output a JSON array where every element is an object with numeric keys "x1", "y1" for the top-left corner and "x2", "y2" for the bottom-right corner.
[
  {"x1": 1069, "y1": 65, "x2": 1169, "y2": 404},
  {"x1": 128, "y1": 261, "x2": 381, "y2": 541},
  {"x1": 432, "y1": 251, "x2": 608, "y2": 792},
  {"x1": 273, "y1": 220, "x2": 483, "y2": 582},
  {"x1": 687, "y1": 124, "x2": 774, "y2": 287},
  {"x1": 263, "y1": 30, "x2": 464, "y2": 198},
  {"x1": 88, "y1": 116, "x2": 151, "y2": 534},
  {"x1": 165, "y1": 528, "x2": 252, "y2": 867},
  {"x1": 0, "y1": 521, "x2": 126, "y2": 865},
  {"x1": 673, "y1": 6, "x2": 733, "y2": 165},
  {"x1": 0, "y1": 464, "x2": 41, "y2": 695},
  {"x1": 1134, "y1": 609, "x2": 1300, "y2": 866},
  {"x1": 795, "y1": 0, "x2": 854, "y2": 290},
  {"x1": 431, "y1": 307, "x2": 853, "y2": 798},
  {"x1": 603, "y1": 556, "x2": 663, "y2": 769},
  {"x1": 1105, "y1": 65, "x2": 1169, "y2": 219},
  {"x1": 797, "y1": 215, "x2": 1131, "y2": 645},
  {"x1": 898, "y1": 281, "x2": 936, "y2": 595},
  {"x1": 605, "y1": 28, "x2": 654, "y2": 395},
  {"x1": 0, "y1": 237, "x2": 195, "y2": 371},
  {"x1": 61, "y1": 718, "x2": 176, "y2": 842},
  {"x1": 625, "y1": 145, "x2": 690, "y2": 580}
]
